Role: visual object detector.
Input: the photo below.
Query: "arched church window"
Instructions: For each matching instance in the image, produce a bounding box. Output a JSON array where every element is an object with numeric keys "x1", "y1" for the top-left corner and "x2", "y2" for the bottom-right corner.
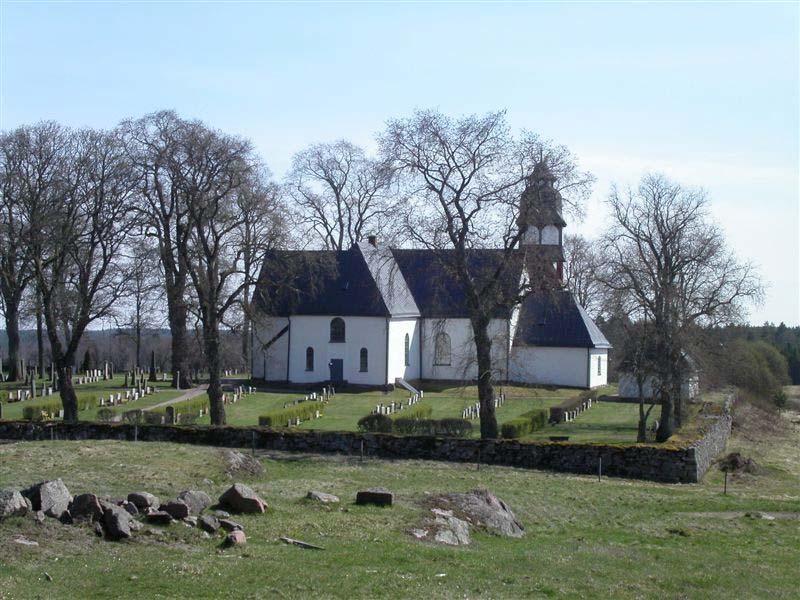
[
  {"x1": 434, "y1": 332, "x2": 451, "y2": 366},
  {"x1": 330, "y1": 318, "x2": 345, "y2": 343},
  {"x1": 404, "y1": 333, "x2": 410, "y2": 366},
  {"x1": 360, "y1": 348, "x2": 368, "y2": 372},
  {"x1": 306, "y1": 347, "x2": 314, "y2": 371}
]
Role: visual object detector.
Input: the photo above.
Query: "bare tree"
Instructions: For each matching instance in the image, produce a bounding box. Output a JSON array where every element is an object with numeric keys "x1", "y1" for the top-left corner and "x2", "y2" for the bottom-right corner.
[
  {"x1": 563, "y1": 233, "x2": 605, "y2": 317},
  {"x1": 286, "y1": 140, "x2": 397, "y2": 250},
  {"x1": 0, "y1": 124, "x2": 66, "y2": 381},
  {"x1": 380, "y1": 109, "x2": 592, "y2": 438},
  {"x1": 116, "y1": 240, "x2": 163, "y2": 369},
  {"x1": 27, "y1": 127, "x2": 134, "y2": 421},
  {"x1": 176, "y1": 121, "x2": 269, "y2": 425},
  {"x1": 235, "y1": 180, "x2": 285, "y2": 374},
  {"x1": 122, "y1": 111, "x2": 196, "y2": 389},
  {"x1": 599, "y1": 174, "x2": 762, "y2": 440}
]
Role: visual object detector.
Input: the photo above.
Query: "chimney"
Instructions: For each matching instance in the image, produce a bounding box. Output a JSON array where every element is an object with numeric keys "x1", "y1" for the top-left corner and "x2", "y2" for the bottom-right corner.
[{"x1": 367, "y1": 235, "x2": 377, "y2": 247}]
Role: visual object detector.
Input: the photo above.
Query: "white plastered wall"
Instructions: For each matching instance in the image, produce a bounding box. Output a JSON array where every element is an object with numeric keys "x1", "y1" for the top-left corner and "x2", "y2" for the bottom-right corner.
[
  {"x1": 509, "y1": 346, "x2": 591, "y2": 388},
  {"x1": 420, "y1": 318, "x2": 508, "y2": 381},
  {"x1": 252, "y1": 314, "x2": 290, "y2": 381},
  {"x1": 387, "y1": 318, "x2": 420, "y2": 383}
]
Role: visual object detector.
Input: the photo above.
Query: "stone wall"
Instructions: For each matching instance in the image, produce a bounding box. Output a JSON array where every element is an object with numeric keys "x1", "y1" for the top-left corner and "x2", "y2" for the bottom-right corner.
[{"x1": 0, "y1": 406, "x2": 732, "y2": 483}]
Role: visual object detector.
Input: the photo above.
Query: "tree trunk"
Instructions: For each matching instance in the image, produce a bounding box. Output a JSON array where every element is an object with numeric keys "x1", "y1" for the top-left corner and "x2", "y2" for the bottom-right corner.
[
  {"x1": 241, "y1": 310, "x2": 251, "y2": 375},
  {"x1": 4, "y1": 301, "x2": 21, "y2": 382},
  {"x1": 36, "y1": 292, "x2": 45, "y2": 377},
  {"x1": 656, "y1": 392, "x2": 674, "y2": 442},
  {"x1": 167, "y1": 298, "x2": 193, "y2": 390},
  {"x1": 472, "y1": 316, "x2": 498, "y2": 439},
  {"x1": 58, "y1": 364, "x2": 78, "y2": 423},
  {"x1": 637, "y1": 379, "x2": 647, "y2": 443},
  {"x1": 204, "y1": 320, "x2": 226, "y2": 426}
]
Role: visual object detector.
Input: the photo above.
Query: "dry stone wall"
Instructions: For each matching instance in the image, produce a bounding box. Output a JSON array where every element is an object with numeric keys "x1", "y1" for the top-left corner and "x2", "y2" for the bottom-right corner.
[{"x1": 0, "y1": 409, "x2": 731, "y2": 484}]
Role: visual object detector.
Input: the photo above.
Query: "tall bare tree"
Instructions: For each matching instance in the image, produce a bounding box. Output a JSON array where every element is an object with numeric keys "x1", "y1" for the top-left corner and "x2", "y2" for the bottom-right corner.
[
  {"x1": 563, "y1": 233, "x2": 604, "y2": 317},
  {"x1": 381, "y1": 109, "x2": 592, "y2": 438},
  {"x1": 287, "y1": 140, "x2": 397, "y2": 250},
  {"x1": 235, "y1": 180, "x2": 285, "y2": 373},
  {"x1": 26, "y1": 127, "x2": 134, "y2": 421},
  {"x1": 599, "y1": 174, "x2": 762, "y2": 440},
  {"x1": 0, "y1": 124, "x2": 66, "y2": 381},
  {"x1": 175, "y1": 120, "x2": 272, "y2": 425},
  {"x1": 122, "y1": 111, "x2": 196, "y2": 389}
]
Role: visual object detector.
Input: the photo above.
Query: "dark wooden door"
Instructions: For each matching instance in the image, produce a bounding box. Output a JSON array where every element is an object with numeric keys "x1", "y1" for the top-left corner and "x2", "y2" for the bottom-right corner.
[{"x1": 328, "y1": 359, "x2": 344, "y2": 383}]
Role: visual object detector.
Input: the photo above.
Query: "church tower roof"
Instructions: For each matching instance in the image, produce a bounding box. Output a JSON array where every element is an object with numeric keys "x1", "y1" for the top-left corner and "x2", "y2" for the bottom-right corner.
[{"x1": 518, "y1": 163, "x2": 567, "y2": 229}]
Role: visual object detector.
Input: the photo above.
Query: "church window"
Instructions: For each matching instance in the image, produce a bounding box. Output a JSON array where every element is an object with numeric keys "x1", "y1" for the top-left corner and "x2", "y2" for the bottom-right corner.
[
  {"x1": 597, "y1": 356, "x2": 602, "y2": 376},
  {"x1": 330, "y1": 318, "x2": 345, "y2": 343},
  {"x1": 360, "y1": 348, "x2": 368, "y2": 372},
  {"x1": 434, "y1": 332, "x2": 451, "y2": 366},
  {"x1": 306, "y1": 347, "x2": 314, "y2": 371},
  {"x1": 404, "y1": 333, "x2": 410, "y2": 366}
]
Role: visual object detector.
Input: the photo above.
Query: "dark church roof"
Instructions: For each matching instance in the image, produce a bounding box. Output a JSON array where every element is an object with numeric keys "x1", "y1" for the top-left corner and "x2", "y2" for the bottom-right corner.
[
  {"x1": 391, "y1": 249, "x2": 523, "y2": 319},
  {"x1": 514, "y1": 291, "x2": 611, "y2": 349}
]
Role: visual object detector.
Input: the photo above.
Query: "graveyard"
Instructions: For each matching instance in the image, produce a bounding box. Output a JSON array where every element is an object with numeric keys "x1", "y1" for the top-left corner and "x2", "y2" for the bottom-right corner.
[{"x1": 0, "y1": 391, "x2": 798, "y2": 599}]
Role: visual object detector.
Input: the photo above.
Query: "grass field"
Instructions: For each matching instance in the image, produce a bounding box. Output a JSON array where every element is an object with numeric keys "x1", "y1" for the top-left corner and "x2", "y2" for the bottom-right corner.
[{"x1": 0, "y1": 395, "x2": 797, "y2": 599}]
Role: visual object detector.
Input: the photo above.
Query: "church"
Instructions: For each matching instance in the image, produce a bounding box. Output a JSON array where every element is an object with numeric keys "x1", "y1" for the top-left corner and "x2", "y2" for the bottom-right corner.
[{"x1": 251, "y1": 166, "x2": 610, "y2": 389}]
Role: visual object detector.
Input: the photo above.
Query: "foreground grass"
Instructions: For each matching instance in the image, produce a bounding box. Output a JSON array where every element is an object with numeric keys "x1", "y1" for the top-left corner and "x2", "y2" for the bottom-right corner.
[{"x1": 0, "y1": 402, "x2": 797, "y2": 599}]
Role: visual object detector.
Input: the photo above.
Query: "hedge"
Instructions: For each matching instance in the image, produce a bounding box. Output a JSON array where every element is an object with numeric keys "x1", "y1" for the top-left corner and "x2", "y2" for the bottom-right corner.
[
  {"x1": 357, "y1": 413, "x2": 393, "y2": 433},
  {"x1": 549, "y1": 389, "x2": 598, "y2": 423},
  {"x1": 390, "y1": 404, "x2": 432, "y2": 420},
  {"x1": 392, "y1": 418, "x2": 472, "y2": 437},
  {"x1": 258, "y1": 401, "x2": 325, "y2": 427},
  {"x1": 500, "y1": 408, "x2": 548, "y2": 438},
  {"x1": 149, "y1": 396, "x2": 210, "y2": 422}
]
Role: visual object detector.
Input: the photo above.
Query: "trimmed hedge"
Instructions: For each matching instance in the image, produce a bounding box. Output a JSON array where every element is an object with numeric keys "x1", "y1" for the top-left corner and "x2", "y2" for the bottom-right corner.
[
  {"x1": 549, "y1": 389, "x2": 598, "y2": 423},
  {"x1": 258, "y1": 401, "x2": 325, "y2": 427},
  {"x1": 390, "y1": 404, "x2": 432, "y2": 420},
  {"x1": 392, "y1": 418, "x2": 472, "y2": 437},
  {"x1": 501, "y1": 408, "x2": 548, "y2": 438},
  {"x1": 357, "y1": 413, "x2": 393, "y2": 433}
]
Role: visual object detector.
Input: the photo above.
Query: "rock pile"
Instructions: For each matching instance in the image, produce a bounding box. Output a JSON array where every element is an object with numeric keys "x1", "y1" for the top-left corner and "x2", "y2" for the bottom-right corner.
[{"x1": 0, "y1": 480, "x2": 269, "y2": 547}]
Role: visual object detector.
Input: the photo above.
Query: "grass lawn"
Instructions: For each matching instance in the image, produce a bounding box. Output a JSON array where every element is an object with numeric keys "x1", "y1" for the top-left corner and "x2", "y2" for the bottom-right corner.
[
  {"x1": 524, "y1": 401, "x2": 643, "y2": 443},
  {"x1": 0, "y1": 375, "x2": 181, "y2": 421},
  {"x1": 0, "y1": 398, "x2": 797, "y2": 598}
]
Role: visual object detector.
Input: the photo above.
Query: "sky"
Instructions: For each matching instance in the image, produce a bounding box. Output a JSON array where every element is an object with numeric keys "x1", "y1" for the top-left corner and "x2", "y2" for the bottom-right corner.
[{"x1": 1, "y1": 1, "x2": 798, "y2": 325}]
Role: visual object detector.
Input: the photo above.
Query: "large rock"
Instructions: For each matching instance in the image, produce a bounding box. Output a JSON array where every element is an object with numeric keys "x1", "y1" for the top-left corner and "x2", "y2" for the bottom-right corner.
[
  {"x1": 0, "y1": 489, "x2": 29, "y2": 518},
  {"x1": 101, "y1": 503, "x2": 132, "y2": 541},
  {"x1": 356, "y1": 488, "x2": 393, "y2": 507},
  {"x1": 221, "y1": 449, "x2": 264, "y2": 477},
  {"x1": 307, "y1": 491, "x2": 340, "y2": 504},
  {"x1": 22, "y1": 479, "x2": 71, "y2": 518},
  {"x1": 410, "y1": 508, "x2": 472, "y2": 546},
  {"x1": 218, "y1": 484, "x2": 267, "y2": 514},
  {"x1": 177, "y1": 490, "x2": 212, "y2": 515},
  {"x1": 145, "y1": 511, "x2": 173, "y2": 525},
  {"x1": 127, "y1": 492, "x2": 159, "y2": 511},
  {"x1": 219, "y1": 518, "x2": 244, "y2": 532},
  {"x1": 198, "y1": 515, "x2": 220, "y2": 533},
  {"x1": 431, "y1": 489, "x2": 524, "y2": 538},
  {"x1": 69, "y1": 493, "x2": 104, "y2": 522},
  {"x1": 222, "y1": 530, "x2": 246, "y2": 547},
  {"x1": 160, "y1": 501, "x2": 190, "y2": 520}
]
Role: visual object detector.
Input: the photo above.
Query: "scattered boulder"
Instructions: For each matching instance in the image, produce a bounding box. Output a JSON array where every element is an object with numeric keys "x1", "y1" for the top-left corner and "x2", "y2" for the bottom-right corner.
[
  {"x1": 411, "y1": 508, "x2": 472, "y2": 546},
  {"x1": 12, "y1": 535, "x2": 39, "y2": 547},
  {"x1": 213, "y1": 510, "x2": 231, "y2": 519},
  {"x1": 144, "y1": 511, "x2": 173, "y2": 525},
  {"x1": 183, "y1": 516, "x2": 198, "y2": 527},
  {"x1": 31, "y1": 511, "x2": 45, "y2": 524},
  {"x1": 69, "y1": 494, "x2": 104, "y2": 522},
  {"x1": 429, "y1": 489, "x2": 524, "y2": 538},
  {"x1": 222, "y1": 530, "x2": 246, "y2": 547},
  {"x1": 221, "y1": 449, "x2": 264, "y2": 477},
  {"x1": 102, "y1": 503, "x2": 132, "y2": 541},
  {"x1": 22, "y1": 479, "x2": 71, "y2": 519},
  {"x1": 718, "y1": 452, "x2": 761, "y2": 474},
  {"x1": 121, "y1": 501, "x2": 139, "y2": 517},
  {"x1": 59, "y1": 510, "x2": 74, "y2": 525},
  {"x1": 177, "y1": 490, "x2": 212, "y2": 515},
  {"x1": 356, "y1": 488, "x2": 393, "y2": 507},
  {"x1": 160, "y1": 501, "x2": 190, "y2": 520},
  {"x1": 198, "y1": 515, "x2": 220, "y2": 534},
  {"x1": 219, "y1": 518, "x2": 244, "y2": 532},
  {"x1": 0, "y1": 489, "x2": 29, "y2": 518},
  {"x1": 307, "y1": 491, "x2": 340, "y2": 504},
  {"x1": 218, "y1": 484, "x2": 267, "y2": 514},
  {"x1": 127, "y1": 492, "x2": 159, "y2": 511}
]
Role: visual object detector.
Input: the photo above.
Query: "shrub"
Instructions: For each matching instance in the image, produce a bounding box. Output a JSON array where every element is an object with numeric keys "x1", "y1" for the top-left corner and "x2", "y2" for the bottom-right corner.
[
  {"x1": 95, "y1": 408, "x2": 115, "y2": 422},
  {"x1": 549, "y1": 389, "x2": 598, "y2": 423},
  {"x1": 357, "y1": 413, "x2": 393, "y2": 433},
  {"x1": 22, "y1": 401, "x2": 61, "y2": 421},
  {"x1": 392, "y1": 418, "x2": 473, "y2": 437},
  {"x1": 773, "y1": 389, "x2": 788, "y2": 410},
  {"x1": 121, "y1": 410, "x2": 143, "y2": 424},
  {"x1": 501, "y1": 408, "x2": 548, "y2": 438},
  {"x1": 390, "y1": 404, "x2": 432, "y2": 420},
  {"x1": 143, "y1": 411, "x2": 165, "y2": 425},
  {"x1": 259, "y1": 401, "x2": 325, "y2": 427}
]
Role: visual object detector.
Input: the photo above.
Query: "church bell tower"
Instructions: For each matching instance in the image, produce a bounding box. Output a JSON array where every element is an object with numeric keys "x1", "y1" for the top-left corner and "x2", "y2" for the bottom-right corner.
[{"x1": 518, "y1": 163, "x2": 567, "y2": 282}]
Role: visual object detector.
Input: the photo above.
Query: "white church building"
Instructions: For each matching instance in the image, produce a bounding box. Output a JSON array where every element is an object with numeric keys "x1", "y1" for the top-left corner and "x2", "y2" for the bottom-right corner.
[{"x1": 251, "y1": 167, "x2": 610, "y2": 389}]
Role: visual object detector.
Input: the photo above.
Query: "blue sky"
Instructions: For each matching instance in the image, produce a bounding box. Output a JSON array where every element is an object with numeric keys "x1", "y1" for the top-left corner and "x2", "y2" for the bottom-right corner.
[{"x1": 1, "y1": 1, "x2": 798, "y2": 324}]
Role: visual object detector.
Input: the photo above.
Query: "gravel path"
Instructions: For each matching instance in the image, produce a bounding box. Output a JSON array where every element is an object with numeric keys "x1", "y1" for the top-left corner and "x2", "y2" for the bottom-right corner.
[{"x1": 144, "y1": 385, "x2": 208, "y2": 411}]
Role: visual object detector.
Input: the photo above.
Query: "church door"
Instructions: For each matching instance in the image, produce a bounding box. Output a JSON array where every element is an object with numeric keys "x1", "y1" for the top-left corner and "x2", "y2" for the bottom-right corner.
[{"x1": 328, "y1": 359, "x2": 344, "y2": 383}]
